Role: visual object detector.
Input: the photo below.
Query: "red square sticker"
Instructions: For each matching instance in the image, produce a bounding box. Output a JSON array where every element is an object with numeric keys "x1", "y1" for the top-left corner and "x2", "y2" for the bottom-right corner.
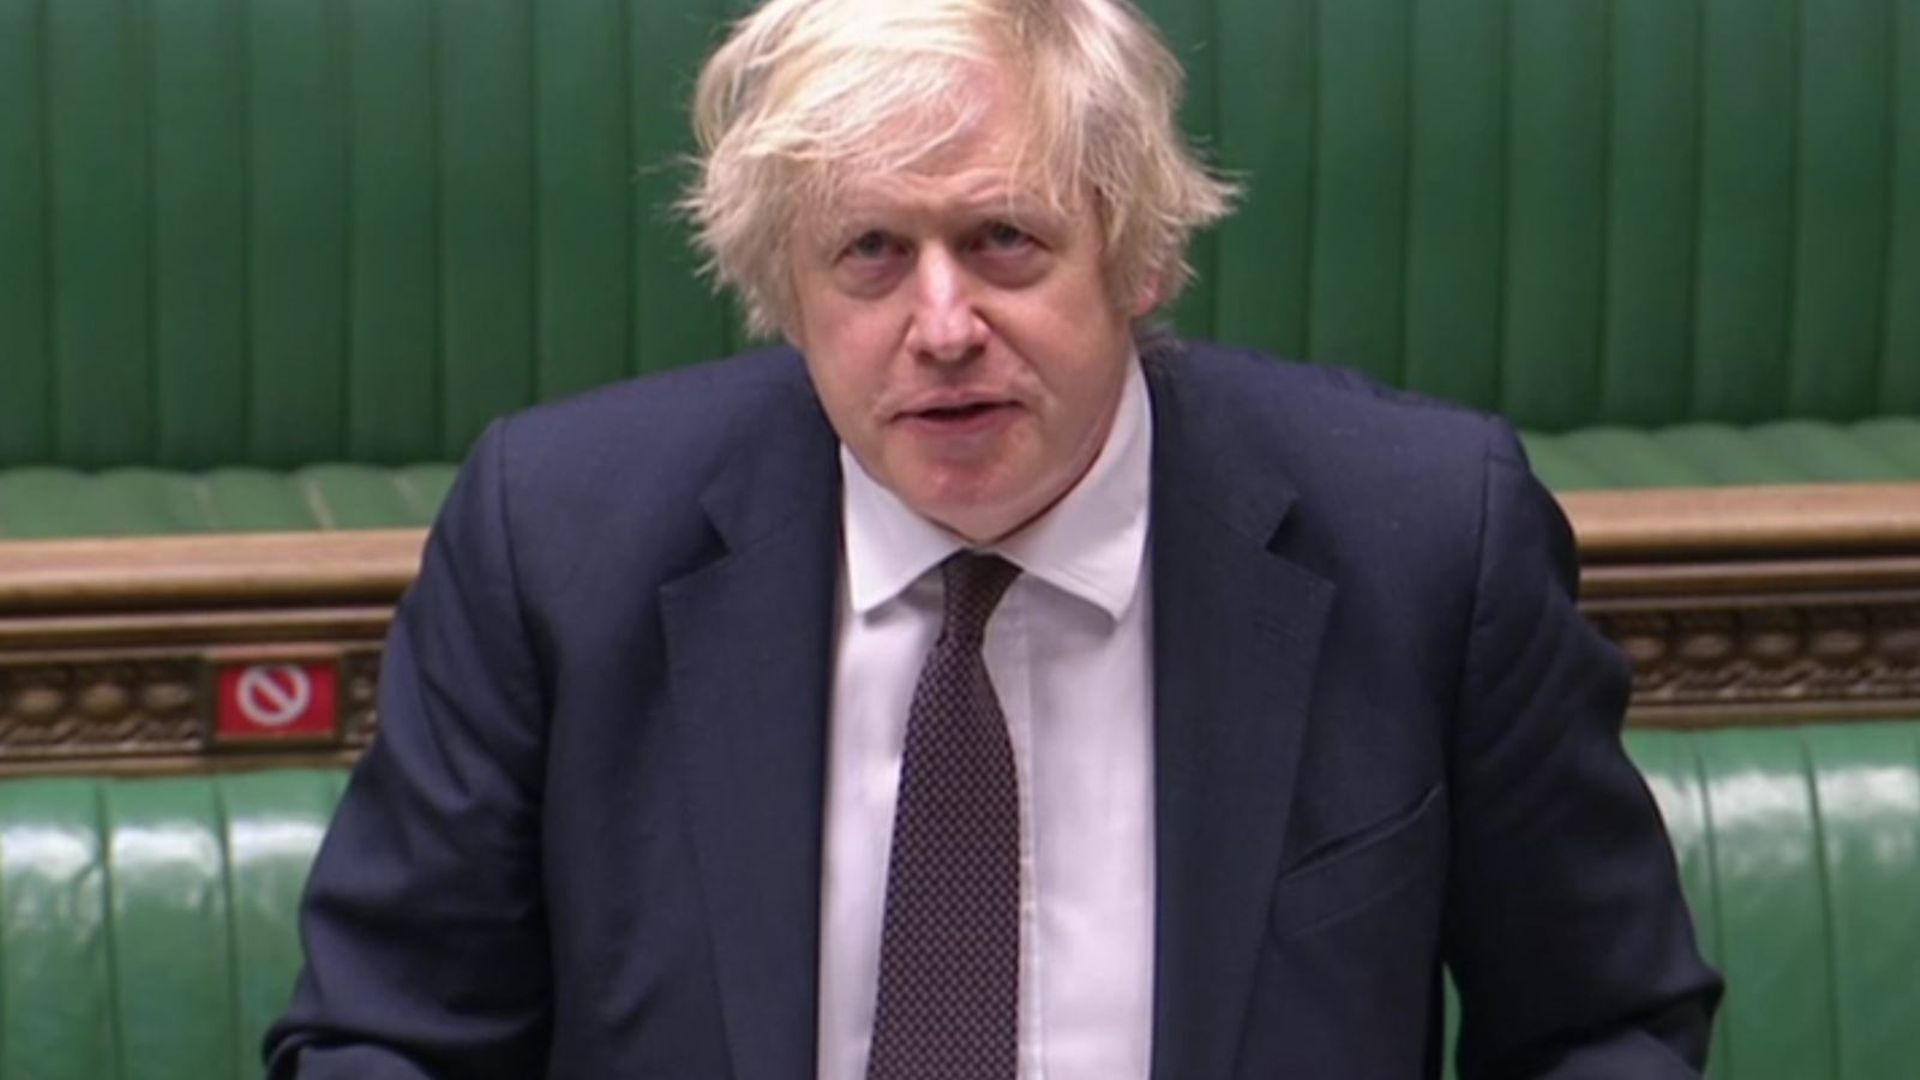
[{"x1": 214, "y1": 661, "x2": 338, "y2": 740}]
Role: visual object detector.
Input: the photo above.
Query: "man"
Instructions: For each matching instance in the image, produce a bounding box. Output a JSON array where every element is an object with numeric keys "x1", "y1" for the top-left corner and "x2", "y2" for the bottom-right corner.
[{"x1": 268, "y1": 0, "x2": 1720, "y2": 1076}]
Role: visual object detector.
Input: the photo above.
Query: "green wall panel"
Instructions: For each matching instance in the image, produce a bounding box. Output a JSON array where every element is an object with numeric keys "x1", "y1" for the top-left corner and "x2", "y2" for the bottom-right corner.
[
  {"x1": 248, "y1": 0, "x2": 350, "y2": 467},
  {"x1": 1136, "y1": 0, "x2": 1220, "y2": 341},
  {"x1": 150, "y1": 0, "x2": 248, "y2": 470},
  {"x1": 1885, "y1": 0, "x2": 1920, "y2": 413},
  {"x1": 1789, "y1": 0, "x2": 1896, "y2": 420},
  {"x1": 0, "y1": 0, "x2": 53, "y2": 463},
  {"x1": 1308, "y1": 0, "x2": 1412, "y2": 387},
  {"x1": 1600, "y1": 0, "x2": 1702, "y2": 427},
  {"x1": 629, "y1": 0, "x2": 736, "y2": 372},
  {"x1": 344, "y1": 0, "x2": 440, "y2": 465},
  {"x1": 47, "y1": 0, "x2": 154, "y2": 467},
  {"x1": 535, "y1": 0, "x2": 633, "y2": 400},
  {"x1": 2, "y1": 0, "x2": 1918, "y2": 473},
  {"x1": 1213, "y1": 0, "x2": 1314, "y2": 361},
  {"x1": 438, "y1": 0, "x2": 537, "y2": 456},
  {"x1": 1400, "y1": 0, "x2": 1506, "y2": 413},
  {"x1": 1693, "y1": 0, "x2": 1797, "y2": 423},
  {"x1": 1501, "y1": 0, "x2": 1610, "y2": 431}
]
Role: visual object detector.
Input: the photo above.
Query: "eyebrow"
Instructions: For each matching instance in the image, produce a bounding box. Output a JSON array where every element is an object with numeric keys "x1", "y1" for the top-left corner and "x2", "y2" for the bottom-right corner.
[{"x1": 821, "y1": 190, "x2": 1066, "y2": 238}]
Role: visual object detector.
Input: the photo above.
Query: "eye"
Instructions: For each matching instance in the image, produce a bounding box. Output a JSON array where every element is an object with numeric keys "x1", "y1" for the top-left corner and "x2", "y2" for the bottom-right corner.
[
  {"x1": 840, "y1": 230, "x2": 902, "y2": 263},
  {"x1": 978, "y1": 221, "x2": 1035, "y2": 252}
]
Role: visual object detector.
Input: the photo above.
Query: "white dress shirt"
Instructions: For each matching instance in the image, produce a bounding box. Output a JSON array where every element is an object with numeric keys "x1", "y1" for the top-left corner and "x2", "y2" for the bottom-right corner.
[{"x1": 817, "y1": 359, "x2": 1156, "y2": 1080}]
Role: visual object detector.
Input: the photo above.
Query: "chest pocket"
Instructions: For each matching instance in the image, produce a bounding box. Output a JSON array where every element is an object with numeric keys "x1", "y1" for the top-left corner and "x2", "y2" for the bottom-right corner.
[{"x1": 1268, "y1": 783, "x2": 1447, "y2": 940}]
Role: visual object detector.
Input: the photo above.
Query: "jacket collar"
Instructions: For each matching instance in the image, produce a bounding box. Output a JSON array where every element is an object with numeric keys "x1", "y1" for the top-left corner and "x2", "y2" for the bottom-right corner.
[
  {"x1": 658, "y1": 366, "x2": 842, "y2": 1080},
  {"x1": 1142, "y1": 345, "x2": 1335, "y2": 1080}
]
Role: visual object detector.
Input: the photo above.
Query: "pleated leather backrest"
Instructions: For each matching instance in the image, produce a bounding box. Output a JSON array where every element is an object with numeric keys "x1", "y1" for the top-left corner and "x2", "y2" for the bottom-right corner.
[
  {"x1": 1631, "y1": 721, "x2": 1920, "y2": 1080},
  {"x1": 0, "y1": 770, "x2": 345, "y2": 1080},
  {"x1": 0, "y1": 724, "x2": 1916, "y2": 1078},
  {"x1": 2, "y1": 0, "x2": 1916, "y2": 469}
]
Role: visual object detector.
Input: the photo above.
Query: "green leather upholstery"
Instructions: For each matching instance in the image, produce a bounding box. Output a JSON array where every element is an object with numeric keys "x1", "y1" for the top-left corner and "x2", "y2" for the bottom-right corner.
[
  {"x1": 1525, "y1": 417, "x2": 1920, "y2": 491},
  {"x1": 2, "y1": 725, "x2": 1916, "y2": 1078},
  {"x1": 0, "y1": 770, "x2": 345, "y2": 1080},
  {"x1": 2, "y1": 0, "x2": 1916, "y2": 476},
  {"x1": 0, "y1": 464, "x2": 456, "y2": 539},
  {"x1": 9, "y1": 419, "x2": 1920, "y2": 536}
]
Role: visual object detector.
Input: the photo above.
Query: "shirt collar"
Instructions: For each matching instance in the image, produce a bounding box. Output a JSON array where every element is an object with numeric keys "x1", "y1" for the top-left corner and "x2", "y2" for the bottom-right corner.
[{"x1": 841, "y1": 356, "x2": 1152, "y2": 623}]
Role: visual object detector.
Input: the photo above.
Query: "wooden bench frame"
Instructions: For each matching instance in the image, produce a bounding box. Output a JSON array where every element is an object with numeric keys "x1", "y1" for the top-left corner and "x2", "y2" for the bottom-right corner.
[{"x1": 2, "y1": 483, "x2": 1917, "y2": 776}]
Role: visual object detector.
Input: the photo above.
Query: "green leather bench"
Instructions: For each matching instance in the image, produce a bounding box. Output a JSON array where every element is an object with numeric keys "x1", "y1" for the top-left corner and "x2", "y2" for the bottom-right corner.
[
  {"x1": 4, "y1": 724, "x2": 1916, "y2": 1079},
  {"x1": 2, "y1": 0, "x2": 1917, "y2": 538}
]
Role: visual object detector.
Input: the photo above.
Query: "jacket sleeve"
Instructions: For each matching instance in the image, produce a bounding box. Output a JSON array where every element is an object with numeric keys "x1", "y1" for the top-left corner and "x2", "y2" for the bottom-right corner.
[
  {"x1": 1445, "y1": 420, "x2": 1722, "y2": 1078},
  {"x1": 264, "y1": 419, "x2": 554, "y2": 1078}
]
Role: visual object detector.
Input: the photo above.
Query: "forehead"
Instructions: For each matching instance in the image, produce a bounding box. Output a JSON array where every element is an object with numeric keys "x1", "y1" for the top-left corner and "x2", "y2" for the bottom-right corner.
[{"x1": 803, "y1": 70, "x2": 1074, "y2": 230}]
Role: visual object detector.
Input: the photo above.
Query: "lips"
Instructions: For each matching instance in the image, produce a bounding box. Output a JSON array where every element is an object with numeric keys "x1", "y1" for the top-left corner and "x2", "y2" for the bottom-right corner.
[
  {"x1": 895, "y1": 396, "x2": 1021, "y2": 438},
  {"x1": 916, "y1": 401, "x2": 1006, "y2": 421}
]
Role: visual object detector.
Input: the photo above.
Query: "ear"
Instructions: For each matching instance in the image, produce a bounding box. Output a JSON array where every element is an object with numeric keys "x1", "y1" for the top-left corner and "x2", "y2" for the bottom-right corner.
[{"x1": 1128, "y1": 271, "x2": 1165, "y2": 319}]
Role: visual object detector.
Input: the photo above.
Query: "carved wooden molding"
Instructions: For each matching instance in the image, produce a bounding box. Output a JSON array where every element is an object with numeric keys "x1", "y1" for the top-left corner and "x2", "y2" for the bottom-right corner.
[{"x1": 2, "y1": 483, "x2": 1917, "y2": 773}]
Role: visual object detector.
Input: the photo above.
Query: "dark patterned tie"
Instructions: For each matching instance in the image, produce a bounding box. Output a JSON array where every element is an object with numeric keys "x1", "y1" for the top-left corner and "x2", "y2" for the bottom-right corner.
[{"x1": 866, "y1": 552, "x2": 1023, "y2": 1080}]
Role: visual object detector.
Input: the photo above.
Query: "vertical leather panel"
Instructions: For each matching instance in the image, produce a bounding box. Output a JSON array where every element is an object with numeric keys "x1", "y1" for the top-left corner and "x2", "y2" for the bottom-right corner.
[
  {"x1": 248, "y1": 0, "x2": 348, "y2": 467},
  {"x1": 1625, "y1": 729, "x2": 1732, "y2": 1078},
  {"x1": 296, "y1": 464, "x2": 440, "y2": 528},
  {"x1": 1401, "y1": 0, "x2": 1505, "y2": 413},
  {"x1": 1694, "y1": 0, "x2": 1796, "y2": 422},
  {"x1": 1884, "y1": 0, "x2": 1920, "y2": 411},
  {"x1": 1853, "y1": 416, "x2": 1920, "y2": 469},
  {"x1": 628, "y1": 0, "x2": 736, "y2": 373},
  {"x1": 0, "y1": 467, "x2": 211, "y2": 537},
  {"x1": 534, "y1": 0, "x2": 632, "y2": 400},
  {"x1": 1789, "y1": 0, "x2": 1895, "y2": 420},
  {"x1": 219, "y1": 771, "x2": 341, "y2": 1078},
  {"x1": 1657, "y1": 424, "x2": 1807, "y2": 484},
  {"x1": 1213, "y1": 0, "x2": 1315, "y2": 360},
  {"x1": 1501, "y1": 0, "x2": 1608, "y2": 431},
  {"x1": 199, "y1": 468, "x2": 327, "y2": 531},
  {"x1": 0, "y1": 780, "x2": 118, "y2": 1079},
  {"x1": 397, "y1": 463, "x2": 460, "y2": 520},
  {"x1": 1700, "y1": 728, "x2": 1835, "y2": 1078},
  {"x1": 105, "y1": 782, "x2": 234, "y2": 1080},
  {"x1": 46, "y1": 0, "x2": 154, "y2": 468},
  {"x1": 0, "y1": 0, "x2": 53, "y2": 465},
  {"x1": 1750, "y1": 418, "x2": 1916, "y2": 479},
  {"x1": 1307, "y1": 0, "x2": 1411, "y2": 386},
  {"x1": 1807, "y1": 722, "x2": 1920, "y2": 1079},
  {"x1": 438, "y1": 0, "x2": 536, "y2": 457},
  {"x1": 1553, "y1": 429, "x2": 1719, "y2": 488},
  {"x1": 1601, "y1": 0, "x2": 1702, "y2": 427},
  {"x1": 343, "y1": 0, "x2": 440, "y2": 464},
  {"x1": 1509, "y1": 433, "x2": 1618, "y2": 492},
  {"x1": 151, "y1": 0, "x2": 247, "y2": 469},
  {"x1": 1136, "y1": 0, "x2": 1219, "y2": 340}
]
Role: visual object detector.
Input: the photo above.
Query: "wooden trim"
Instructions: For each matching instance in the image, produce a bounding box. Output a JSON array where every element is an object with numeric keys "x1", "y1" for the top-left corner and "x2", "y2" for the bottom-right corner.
[
  {"x1": 1561, "y1": 482, "x2": 1920, "y2": 561},
  {"x1": 4, "y1": 481, "x2": 1920, "y2": 773},
  {"x1": 0, "y1": 529, "x2": 424, "y2": 612}
]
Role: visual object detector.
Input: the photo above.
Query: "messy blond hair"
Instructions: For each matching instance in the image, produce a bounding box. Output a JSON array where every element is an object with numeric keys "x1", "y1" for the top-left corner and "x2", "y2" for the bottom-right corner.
[{"x1": 683, "y1": 0, "x2": 1239, "y2": 337}]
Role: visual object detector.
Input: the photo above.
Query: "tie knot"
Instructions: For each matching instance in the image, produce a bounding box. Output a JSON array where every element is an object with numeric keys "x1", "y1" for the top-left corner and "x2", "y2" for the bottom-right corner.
[{"x1": 939, "y1": 553, "x2": 1020, "y2": 643}]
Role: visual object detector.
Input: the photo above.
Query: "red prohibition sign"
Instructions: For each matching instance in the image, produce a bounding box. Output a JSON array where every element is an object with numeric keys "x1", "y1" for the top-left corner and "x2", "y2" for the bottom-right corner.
[{"x1": 235, "y1": 665, "x2": 314, "y2": 729}]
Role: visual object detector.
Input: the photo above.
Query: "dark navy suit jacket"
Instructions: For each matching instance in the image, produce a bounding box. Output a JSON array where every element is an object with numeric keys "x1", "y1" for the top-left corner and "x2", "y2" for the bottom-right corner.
[{"x1": 268, "y1": 342, "x2": 1720, "y2": 1078}]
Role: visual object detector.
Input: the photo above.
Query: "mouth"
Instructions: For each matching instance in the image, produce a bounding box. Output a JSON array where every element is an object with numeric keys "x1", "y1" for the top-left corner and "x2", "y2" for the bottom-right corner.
[
  {"x1": 914, "y1": 401, "x2": 1010, "y2": 421},
  {"x1": 896, "y1": 398, "x2": 1022, "y2": 437}
]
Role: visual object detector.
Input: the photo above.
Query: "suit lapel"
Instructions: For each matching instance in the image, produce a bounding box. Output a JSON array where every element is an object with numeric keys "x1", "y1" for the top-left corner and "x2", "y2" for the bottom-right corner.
[
  {"x1": 659, "y1": 384, "x2": 842, "y2": 1080},
  {"x1": 1143, "y1": 354, "x2": 1335, "y2": 1080}
]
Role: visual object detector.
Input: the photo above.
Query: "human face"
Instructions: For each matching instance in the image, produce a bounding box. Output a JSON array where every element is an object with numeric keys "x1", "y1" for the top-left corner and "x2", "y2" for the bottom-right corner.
[{"x1": 783, "y1": 70, "x2": 1158, "y2": 544}]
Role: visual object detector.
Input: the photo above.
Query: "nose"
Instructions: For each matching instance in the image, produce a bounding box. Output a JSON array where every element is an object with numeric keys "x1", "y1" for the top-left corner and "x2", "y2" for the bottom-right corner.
[{"x1": 905, "y1": 247, "x2": 987, "y2": 363}]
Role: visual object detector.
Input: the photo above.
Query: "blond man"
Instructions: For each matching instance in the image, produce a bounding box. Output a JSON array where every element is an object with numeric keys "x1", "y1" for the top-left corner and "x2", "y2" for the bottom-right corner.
[{"x1": 270, "y1": 1, "x2": 1718, "y2": 1077}]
